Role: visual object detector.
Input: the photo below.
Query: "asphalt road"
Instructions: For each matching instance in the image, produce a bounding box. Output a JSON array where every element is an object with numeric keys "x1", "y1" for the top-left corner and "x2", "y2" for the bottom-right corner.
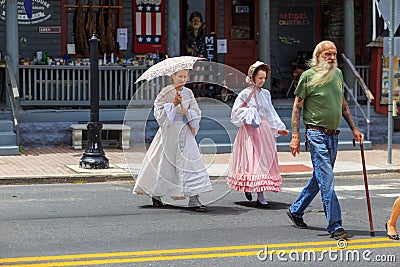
[{"x1": 1, "y1": 174, "x2": 399, "y2": 266}]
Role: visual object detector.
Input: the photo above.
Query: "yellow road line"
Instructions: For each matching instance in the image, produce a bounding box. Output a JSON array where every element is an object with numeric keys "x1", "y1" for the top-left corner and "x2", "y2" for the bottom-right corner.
[
  {"x1": 1, "y1": 238, "x2": 398, "y2": 266},
  {"x1": 0, "y1": 237, "x2": 388, "y2": 263}
]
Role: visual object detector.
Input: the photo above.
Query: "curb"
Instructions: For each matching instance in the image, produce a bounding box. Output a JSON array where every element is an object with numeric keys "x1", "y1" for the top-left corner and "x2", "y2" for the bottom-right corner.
[
  {"x1": 0, "y1": 174, "x2": 133, "y2": 185},
  {"x1": 0, "y1": 168, "x2": 392, "y2": 185}
]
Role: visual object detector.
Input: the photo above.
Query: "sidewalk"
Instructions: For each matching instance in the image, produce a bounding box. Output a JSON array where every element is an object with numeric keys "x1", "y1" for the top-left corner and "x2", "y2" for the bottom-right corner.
[{"x1": 0, "y1": 144, "x2": 399, "y2": 184}]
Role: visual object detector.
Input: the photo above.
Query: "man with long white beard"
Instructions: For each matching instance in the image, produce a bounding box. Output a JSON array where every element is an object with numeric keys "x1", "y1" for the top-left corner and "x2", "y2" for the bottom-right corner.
[{"x1": 287, "y1": 40, "x2": 364, "y2": 240}]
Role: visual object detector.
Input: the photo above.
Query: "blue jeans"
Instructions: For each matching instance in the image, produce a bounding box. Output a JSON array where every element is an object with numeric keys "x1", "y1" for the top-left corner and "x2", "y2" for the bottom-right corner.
[{"x1": 289, "y1": 129, "x2": 342, "y2": 233}]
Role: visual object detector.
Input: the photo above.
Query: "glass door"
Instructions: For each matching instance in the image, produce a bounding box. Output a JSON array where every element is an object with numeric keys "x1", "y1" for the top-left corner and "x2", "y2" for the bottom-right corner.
[{"x1": 224, "y1": 0, "x2": 258, "y2": 74}]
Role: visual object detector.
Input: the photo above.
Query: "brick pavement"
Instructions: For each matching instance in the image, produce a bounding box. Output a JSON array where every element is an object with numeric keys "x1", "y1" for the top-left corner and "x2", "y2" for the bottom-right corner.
[{"x1": 0, "y1": 144, "x2": 399, "y2": 184}]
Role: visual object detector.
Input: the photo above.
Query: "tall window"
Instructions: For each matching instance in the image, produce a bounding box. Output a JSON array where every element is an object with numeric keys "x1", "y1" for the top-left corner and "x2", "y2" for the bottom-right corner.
[
  {"x1": 231, "y1": 0, "x2": 254, "y2": 40},
  {"x1": 61, "y1": 0, "x2": 123, "y2": 57},
  {"x1": 321, "y1": 0, "x2": 365, "y2": 63}
]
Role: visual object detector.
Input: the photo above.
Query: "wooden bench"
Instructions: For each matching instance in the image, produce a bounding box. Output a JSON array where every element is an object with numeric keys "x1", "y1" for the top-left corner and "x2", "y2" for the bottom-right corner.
[{"x1": 70, "y1": 124, "x2": 131, "y2": 150}]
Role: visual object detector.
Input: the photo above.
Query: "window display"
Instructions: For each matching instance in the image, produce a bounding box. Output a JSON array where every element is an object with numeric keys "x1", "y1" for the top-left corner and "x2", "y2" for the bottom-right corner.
[
  {"x1": 64, "y1": 0, "x2": 122, "y2": 57},
  {"x1": 381, "y1": 56, "x2": 400, "y2": 105}
]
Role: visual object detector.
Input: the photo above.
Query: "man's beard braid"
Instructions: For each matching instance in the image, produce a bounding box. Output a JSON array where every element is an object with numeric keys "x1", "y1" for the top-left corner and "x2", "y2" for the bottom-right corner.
[{"x1": 308, "y1": 60, "x2": 338, "y2": 88}]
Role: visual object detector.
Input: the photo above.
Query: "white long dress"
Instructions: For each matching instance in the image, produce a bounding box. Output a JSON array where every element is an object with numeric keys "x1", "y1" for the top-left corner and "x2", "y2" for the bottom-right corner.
[{"x1": 133, "y1": 85, "x2": 212, "y2": 199}]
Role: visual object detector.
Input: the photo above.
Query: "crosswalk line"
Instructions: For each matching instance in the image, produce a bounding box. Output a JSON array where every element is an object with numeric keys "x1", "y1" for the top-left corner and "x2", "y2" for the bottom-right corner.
[{"x1": 283, "y1": 183, "x2": 400, "y2": 193}]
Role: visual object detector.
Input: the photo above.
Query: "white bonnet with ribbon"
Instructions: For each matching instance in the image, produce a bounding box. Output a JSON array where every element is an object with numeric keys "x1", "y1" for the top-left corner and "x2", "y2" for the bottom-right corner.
[{"x1": 245, "y1": 61, "x2": 271, "y2": 85}]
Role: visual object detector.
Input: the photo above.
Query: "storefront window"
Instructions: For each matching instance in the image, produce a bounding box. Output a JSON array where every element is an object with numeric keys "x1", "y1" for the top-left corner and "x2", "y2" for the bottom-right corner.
[
  {"x1": 231, "y1": 0, "x2": 254, "y2": 40},
  {"x1": 62, "y1": 0, "x2": 122, "y2": 57},
  {"x1": 321, "y1": 0, "x2": 344, "y2": 52},
  {"x1": 321, "y1": 0, "x2": 364, "y2": 61}
]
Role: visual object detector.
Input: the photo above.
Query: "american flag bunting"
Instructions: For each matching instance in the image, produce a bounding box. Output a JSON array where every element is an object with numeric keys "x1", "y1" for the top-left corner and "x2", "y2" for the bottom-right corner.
[{"x1": 133, "y1": 0, "x2": 166, "y2": 53}]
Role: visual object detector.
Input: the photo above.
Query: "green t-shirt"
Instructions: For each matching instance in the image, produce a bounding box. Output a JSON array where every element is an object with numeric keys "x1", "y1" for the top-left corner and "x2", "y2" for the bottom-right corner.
[{"x1": 294, "y1": 68, "x2": 344, "y2": 129}]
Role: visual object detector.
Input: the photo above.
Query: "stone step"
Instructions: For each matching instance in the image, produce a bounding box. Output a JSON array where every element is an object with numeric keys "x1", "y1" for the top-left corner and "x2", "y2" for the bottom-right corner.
[
  {"x1": 199, "y1": 117, "x2": 236, "y2": 130},
  {"x1": 197, "y1": 126, "x2": 361, "y2": 143},
  {"x1": 196, "y1": 129, "x2": 238, "y2": 144},
  {"x1": 276, "y1": 140, "x2": 372, "y2": 152},
  {"x1": 0, "y1": 120, "x2": 14, "y2": 132},
  {"x1": 276, "y1": 128, "x2": 361, "y2": 142},
  {"x1": 199, "y1": 142, "x2": 232, "y2": 154},
  {"x1": 0, "y1": 145, "x2": 19, "y2": 156},
  {"x1": 0, "y1": 113, "x2": 12, "y2": 120},
  {"x1": 199, "y1": 140, "x2": 373, "y2": 154},
  {"x1": 0, "y1": 132, "x2": 16, "y2": 146},
  {"x1": 278, "y1": 117, "x2": 366, "y2": 128},
  {"x1": 0, "y1": 120, "x2": 19, "y2": 155}
]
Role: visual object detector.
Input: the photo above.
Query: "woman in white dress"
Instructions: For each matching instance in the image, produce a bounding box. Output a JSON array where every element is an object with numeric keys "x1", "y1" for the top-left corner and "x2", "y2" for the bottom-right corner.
[{"x1": 133, "y1": 69, "x2": 212, "y2": 211}]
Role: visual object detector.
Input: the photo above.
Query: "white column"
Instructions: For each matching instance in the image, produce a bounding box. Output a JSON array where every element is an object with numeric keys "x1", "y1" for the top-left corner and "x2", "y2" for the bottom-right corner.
[
  {"x1": 5, "y1": 0, "x2": 19, "y2": 108},
  {"x1": 258, "y1": 0, "x2": 271, "y2": 88},
  {"x1": 167, "y1": 0, "x2": 180, "y2": 57},
  {"x1": 343, "y1": 0, "x2": 356, "y2": 89},
  {"x1": 5, "y1": 0, "x2": 19, "y2": 75}
]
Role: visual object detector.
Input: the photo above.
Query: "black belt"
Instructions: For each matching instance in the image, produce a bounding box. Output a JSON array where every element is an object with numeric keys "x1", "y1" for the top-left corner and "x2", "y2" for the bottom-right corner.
[{"x1": 306, "y1": 124, "x2": 340, "y2": 135}]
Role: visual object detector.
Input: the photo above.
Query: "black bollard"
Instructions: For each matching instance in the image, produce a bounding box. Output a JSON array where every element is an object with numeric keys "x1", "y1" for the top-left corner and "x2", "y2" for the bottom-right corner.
[{"x1": 79, "y1": 33, "x2": 109, "y2": 169}]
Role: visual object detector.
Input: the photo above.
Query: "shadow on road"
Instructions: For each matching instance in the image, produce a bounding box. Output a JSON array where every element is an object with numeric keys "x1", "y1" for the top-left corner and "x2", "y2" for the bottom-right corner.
[
  {"x1": 139, "y1": 204, "x2": 252, "y2": 215},
  {"x1": 234, "y1": 201, "x2": 291, "y2": 210},
  {"x1": 301, "y1": 226, "x2": 387, "y2": 239}
]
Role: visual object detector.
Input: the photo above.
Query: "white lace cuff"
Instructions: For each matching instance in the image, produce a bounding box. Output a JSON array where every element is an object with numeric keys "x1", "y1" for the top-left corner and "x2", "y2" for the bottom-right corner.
[{"x1": 164, "y1": 103, "x2": 176, "y2": 125}]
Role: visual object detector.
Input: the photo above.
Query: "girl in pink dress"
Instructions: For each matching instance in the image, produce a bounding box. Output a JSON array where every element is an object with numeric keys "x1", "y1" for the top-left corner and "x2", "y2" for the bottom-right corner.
[{"x1": 227, "y1": 61, "x2": 289, "y2": 208}]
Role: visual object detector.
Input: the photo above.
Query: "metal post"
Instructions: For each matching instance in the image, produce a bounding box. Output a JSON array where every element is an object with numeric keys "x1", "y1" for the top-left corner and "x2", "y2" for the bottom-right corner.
[
  {"x1": 5, "y1": 0, "x2": 19, "y2": 109},
  {"x1": 80, "y1": 33, "x2": 109, "y2": 169},
  {"x1": 387, "y1": 0, "x2": 395, "y2": 165}
]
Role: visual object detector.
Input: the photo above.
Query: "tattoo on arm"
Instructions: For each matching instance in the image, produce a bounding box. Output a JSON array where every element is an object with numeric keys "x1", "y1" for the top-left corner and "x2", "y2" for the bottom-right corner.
[
  {"x1": 291, "y1": 96, "x2": 304, "y2": 133},
  {"x1": 342, "y1": 98, "x2": 356, "y2": 130}
]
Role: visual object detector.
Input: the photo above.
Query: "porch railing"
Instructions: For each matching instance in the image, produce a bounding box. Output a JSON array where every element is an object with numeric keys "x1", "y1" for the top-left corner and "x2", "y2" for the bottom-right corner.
[
  {"x1": 342, "y1": 53, "x2": 374, "y2": 141},
  {"x1": 353, "y1": 65, "x2": 371, "y2": 101},
  {"x1": 18, "y1": 63, "x2": 371, "y2": 110},
  {"x1": 19, "y1": 65, "x2": 169, "y2": 107}
]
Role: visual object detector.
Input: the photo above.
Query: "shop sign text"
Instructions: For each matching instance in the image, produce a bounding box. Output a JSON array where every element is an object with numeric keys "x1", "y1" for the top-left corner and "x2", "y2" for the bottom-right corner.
[
  {"x1": 204, "y1": 34, "x2": 217, "y2": 62},
  {"x1": 235, "y1": 6, "x2": 249, "y2": 14},
  {"x1": 279, "y1": 12, "x2": 310, "y2": 26},
  {"x1": 38, "y1": 26, "x2": 61, "y2": 33}
]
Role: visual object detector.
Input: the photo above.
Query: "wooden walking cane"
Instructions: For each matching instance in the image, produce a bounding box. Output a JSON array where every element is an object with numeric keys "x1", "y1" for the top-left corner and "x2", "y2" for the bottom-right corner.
[{"x1": 353, "y1": 140, "x2": 375, "y2": 236}]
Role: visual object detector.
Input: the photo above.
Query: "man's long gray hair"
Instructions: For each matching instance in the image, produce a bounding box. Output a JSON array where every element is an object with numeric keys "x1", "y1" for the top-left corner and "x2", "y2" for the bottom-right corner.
[{"x1": 306, "y1": 41, "x2": 338, "y2": 88}]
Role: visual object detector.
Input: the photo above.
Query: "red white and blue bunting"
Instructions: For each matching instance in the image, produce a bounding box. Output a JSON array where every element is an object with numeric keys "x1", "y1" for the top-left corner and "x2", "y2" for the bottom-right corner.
[{"x1": 133, "y1": 0, "x2": 166, "y2": 53}]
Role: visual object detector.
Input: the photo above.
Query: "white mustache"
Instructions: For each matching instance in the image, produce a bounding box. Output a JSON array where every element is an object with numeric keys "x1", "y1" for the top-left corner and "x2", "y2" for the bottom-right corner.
[{"x1": 307, "y1": 60, "x2": 337, "y2": 87}]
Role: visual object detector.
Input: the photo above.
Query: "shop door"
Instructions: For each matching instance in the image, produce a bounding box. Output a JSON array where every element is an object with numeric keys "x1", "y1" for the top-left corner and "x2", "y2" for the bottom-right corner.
[{"x1": 224, "y1": 0, "x2": 258, "y2": 74}]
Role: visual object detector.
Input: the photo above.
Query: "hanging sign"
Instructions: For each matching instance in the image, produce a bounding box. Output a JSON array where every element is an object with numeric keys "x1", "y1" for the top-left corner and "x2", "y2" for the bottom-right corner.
[
  {"x1": 378, "y1": 0, "x2": 400, "y2": 32},
  {"x1": 217, "y1": 39, "x2": 227, "y2": 54},
  {"x1": 0, "y1": 0, "x2": 53, "y2": 25},
  {"x1": 133, "y1": 0, "x2": 166, "y2": 53},
  {"x1": 204, "y1": 34, "x2": 217, "y2": 61},
  {"x1": 235, "y1": 6, "x2": 249, "y2": 14},
  {"x1": 38, "y1": 26, "x2": 61, "y2": 34}
]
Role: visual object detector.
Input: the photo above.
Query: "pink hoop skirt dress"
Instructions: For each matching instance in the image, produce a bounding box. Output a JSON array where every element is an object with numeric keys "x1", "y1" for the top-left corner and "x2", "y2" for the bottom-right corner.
[{"x1": 227, "y1": 87, "x2": 285, "y2": 193}]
